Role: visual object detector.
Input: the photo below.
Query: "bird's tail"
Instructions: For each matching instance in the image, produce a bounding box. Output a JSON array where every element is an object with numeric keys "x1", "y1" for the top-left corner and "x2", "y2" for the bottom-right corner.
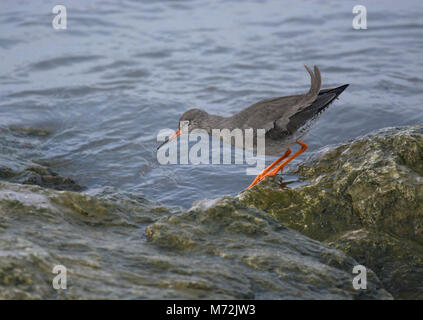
[
  {"x1": 318, "y1": 84, "x2": 349, "y2": 98},
  {"x1": 296, "y1": 65, "x2": 322, "y2": 112},
  {"x1": 286, "y1": 84, "x2": 349, "y2": 133}
]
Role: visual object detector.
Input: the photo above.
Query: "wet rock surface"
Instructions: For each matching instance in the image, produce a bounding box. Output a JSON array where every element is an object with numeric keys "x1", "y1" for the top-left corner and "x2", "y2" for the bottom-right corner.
[
  {"x1": 241, "y1": 125, "x2": 423, "y2": 299},
  {"x1": 1, "y1": 165, "x2": 85, "y2": 192},
  {"x1": 0, "y1": 182, "x2": 390, "y2": 299},
  {"x1": 0, "y1": 126, "x2": 85, "y2": 192},
  {"x1": 146, "y1": 197, "x2": 390, "y2": 299},
  {"x1": 1, "y1": 124, "x2": 420, "y2": 299}
]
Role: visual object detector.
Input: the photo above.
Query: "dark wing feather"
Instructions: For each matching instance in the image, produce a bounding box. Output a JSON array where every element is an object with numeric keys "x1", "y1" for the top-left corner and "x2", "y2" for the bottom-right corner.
[
  {"x1": 237, "y1": 65, "x2": 322, "y2": 133},
  {"x1": 262, "y1": 65, "x2": 322, "y2": 140},
  {"x1": 265, "y1": 84, "x2": 349, "y2": 141},
  {"x1": 286, "y1": 92, "x2": 337, "y2": 133}
]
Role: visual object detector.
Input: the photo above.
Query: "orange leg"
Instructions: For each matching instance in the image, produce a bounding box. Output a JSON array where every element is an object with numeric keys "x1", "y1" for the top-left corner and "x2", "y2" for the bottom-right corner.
[
  {"x1": 248, "y1": 148, "x2": 292, "y2": 189},
  {"x1": 247, "y1": 141, "x2": 308, "y2": 188},
  {"x1": 266, "y1": 141, "x2": 308, "y2": 177}
]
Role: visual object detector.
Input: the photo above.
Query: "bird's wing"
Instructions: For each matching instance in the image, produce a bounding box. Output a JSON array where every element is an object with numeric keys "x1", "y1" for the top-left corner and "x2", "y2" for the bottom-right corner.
[
  {"x1": 272, "y1": 65, "x2": 322, "y2": 130},
  {"x1": 260, "y1": 65, "x2": 322, "y2": 139},
  {"x1": 230, "y1": 65, "x2": 322, "y2": 136},
  {"x1": 286, "y1": 91, "x2": 337, "y2": 133}
]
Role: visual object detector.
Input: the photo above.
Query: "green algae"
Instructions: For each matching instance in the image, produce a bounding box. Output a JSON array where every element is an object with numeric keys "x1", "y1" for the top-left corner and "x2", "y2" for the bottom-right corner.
[
  {"x1": 328, "y1": 229, "x2": 423, "y2": 299},
  {"x1": 2, "y1": 124, "x2": 422, "y2": 299},
  {"x1": 146, "y1": 197, "x2": 390, "y2": 299},
  {"x1": 241, "y1": 124, "x2": 423, "y2": 299},
  {"x1": 0, "y1": 182, "x2": 390, "y2": 299},
  {"x1": 0, "y1": 165, "x2": 85, "y2": 192}
]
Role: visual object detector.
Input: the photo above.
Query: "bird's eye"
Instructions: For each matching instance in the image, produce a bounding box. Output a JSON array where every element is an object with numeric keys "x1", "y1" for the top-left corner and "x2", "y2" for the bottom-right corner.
[{"x1": 180, "y1": 120, "x2": 190, "y2": 129}]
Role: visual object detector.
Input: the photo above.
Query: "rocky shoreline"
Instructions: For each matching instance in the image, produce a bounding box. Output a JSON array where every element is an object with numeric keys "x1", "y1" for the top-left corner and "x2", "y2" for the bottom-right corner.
[
  {"x1": 1, "y1": 124, "x2": 422, "y2": 299},
  {"x1": 241, "y1": 124, "x2": 423, "y2": 299}
]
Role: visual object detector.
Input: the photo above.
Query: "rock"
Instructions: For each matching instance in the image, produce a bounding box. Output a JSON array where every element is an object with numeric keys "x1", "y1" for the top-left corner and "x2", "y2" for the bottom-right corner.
[
  {"x1": 0, "y1": 167, "x2": 15, "y2": 179},
  {"x1": 0, "y1": 181, "x2": 391, "y2": 299},
  {"x1": 240, "y1": 124, "x2": 423, "y2": 299},
  {"x1": 146, "y1": 196, "x2": 391, "y2": 299},
  {"x1": 0, "y1": 125, "x2": 84, "y2": 192},
  {"x1": 328, "y1": 229, "x2": 423, "y2": 300},
  {"x1": 0, "y1": 165, "x2": 85, "y2": 192},
  {"x1": 4, "y1": 126, "x2": 52, "y2": 137}
]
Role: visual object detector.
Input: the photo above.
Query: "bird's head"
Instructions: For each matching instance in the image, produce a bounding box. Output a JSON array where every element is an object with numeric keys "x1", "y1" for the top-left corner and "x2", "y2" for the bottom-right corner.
[
  {"x1": 178, "y1": 108, "x2": 209, "y2": 131},
  {"x1": 157, "y1": 108, "x2": 209, "y2": 150}
]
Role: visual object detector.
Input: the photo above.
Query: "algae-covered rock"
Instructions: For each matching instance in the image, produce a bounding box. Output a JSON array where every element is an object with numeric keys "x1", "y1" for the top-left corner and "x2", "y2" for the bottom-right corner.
[
  {"x1": 3, "y1": 126, "x2": 52, "y2": 138},
  {"x1": 0, "y1": 165, "x2": 85, "y2": 192},
  {"x1": 0, "y1": 182, "x2": 390, "y2": 299},
  {"x1": 146, "y1": 197, "x2": 391, "y2": 299},
  {"x1": 241, "y1": 124, "x2": 423, "y2": 299},
  {"x1": 0, "y1": 167, "x2": 15, "y2": 179},
  {"x1": 0, "y1": 181, "x2": 176, "y2": 299},
  {"x1": 0, "y1": 125, "x2": 84, "y2": 192},
  {"x1": 328, "y1": 229, "x2": 423, "y2": 300}
]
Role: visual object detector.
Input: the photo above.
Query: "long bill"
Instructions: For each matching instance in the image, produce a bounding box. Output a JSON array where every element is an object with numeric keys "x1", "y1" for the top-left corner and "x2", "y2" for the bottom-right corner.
[{"x1": 157, "y1": 129, "x2": 181, "y2": 150}]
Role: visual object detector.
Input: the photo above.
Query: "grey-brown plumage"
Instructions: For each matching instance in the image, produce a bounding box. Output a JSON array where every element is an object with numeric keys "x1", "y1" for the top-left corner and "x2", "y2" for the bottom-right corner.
[{"x1": 161, "y1": 65, "x2": 348, "y2": 155}]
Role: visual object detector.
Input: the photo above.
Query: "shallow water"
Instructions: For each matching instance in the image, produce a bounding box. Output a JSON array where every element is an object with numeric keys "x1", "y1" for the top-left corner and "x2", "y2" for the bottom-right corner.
[{"x1": 1, "y1": 0, "x2": 422, "y2": 207}]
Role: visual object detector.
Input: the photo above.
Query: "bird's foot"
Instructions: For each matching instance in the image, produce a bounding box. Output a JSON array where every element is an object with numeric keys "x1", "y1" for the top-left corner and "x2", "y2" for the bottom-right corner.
[
  {"x1": 247, "y1": 172, "x2": 266, "y2": 189},
  {"x1": 247, "y1": 166, "x2": 282, "y2": 188},
  {"x1": 247, "y1": 142, "x2": 308, "y2": 189},
  {"x1": 247, "y1": 149, "x2": 292, "y2": 189}
]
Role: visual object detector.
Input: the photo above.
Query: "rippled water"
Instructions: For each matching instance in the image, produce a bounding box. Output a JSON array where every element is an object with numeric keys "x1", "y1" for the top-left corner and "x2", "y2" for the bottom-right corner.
[{"x1": 1, "y1": 0, "x2": 422, "y2": 207}]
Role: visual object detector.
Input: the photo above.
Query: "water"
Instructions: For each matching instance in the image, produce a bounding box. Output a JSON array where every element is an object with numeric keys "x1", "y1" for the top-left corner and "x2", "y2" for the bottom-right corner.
[{"x1": 1, "y1": 0, "x2": 422, "y2": 208}]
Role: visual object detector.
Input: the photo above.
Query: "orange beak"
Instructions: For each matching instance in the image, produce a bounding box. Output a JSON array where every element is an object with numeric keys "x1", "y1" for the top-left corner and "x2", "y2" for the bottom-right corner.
[
  {"x1": 157, "y1": 129, "x2": 181, "y2": 150},
  {"x1": 169, "y1": 129, "x2": 181, "y2": 140}
]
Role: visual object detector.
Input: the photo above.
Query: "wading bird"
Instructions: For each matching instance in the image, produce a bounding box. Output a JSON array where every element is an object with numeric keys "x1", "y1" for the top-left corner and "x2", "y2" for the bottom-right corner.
[{"x1": 158, "y1": 65, "x2": 348, "y2": 188}]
